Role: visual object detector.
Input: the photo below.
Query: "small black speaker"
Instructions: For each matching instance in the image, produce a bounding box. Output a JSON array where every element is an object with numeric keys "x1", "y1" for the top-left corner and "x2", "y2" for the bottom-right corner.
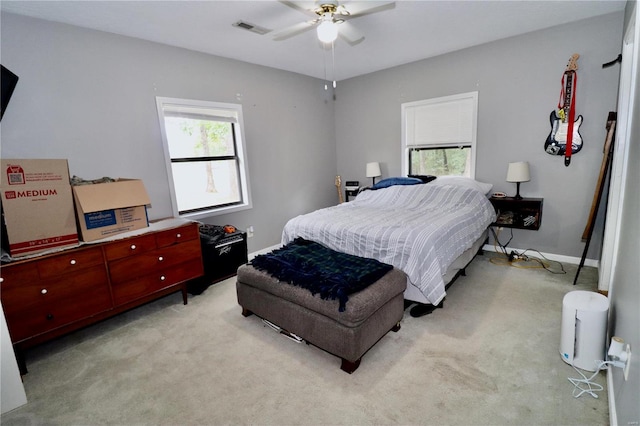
[{"x1": 188, "y1": 230, "x2": 248, "y2": 295}]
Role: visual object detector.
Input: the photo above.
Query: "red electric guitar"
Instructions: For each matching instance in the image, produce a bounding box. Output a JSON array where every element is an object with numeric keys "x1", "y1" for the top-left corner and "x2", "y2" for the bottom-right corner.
[{"x1": 544, "y1": 54, "x2": 583, "y2": 166}]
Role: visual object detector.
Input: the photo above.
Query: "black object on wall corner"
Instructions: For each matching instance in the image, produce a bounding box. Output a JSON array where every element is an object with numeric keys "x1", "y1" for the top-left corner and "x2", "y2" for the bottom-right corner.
[{"x1": 1, "y1": 65, "x2": 19, "y2": 121}]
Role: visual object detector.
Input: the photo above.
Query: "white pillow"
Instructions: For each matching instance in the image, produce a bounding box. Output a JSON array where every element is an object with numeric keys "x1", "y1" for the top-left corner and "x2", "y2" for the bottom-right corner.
[{"x1": 429, "y1": 176, "x2": 493, "y2": 195}]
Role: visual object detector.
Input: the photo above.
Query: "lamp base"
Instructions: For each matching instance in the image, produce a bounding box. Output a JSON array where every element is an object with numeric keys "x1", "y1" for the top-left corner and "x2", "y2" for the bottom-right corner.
[{"x1": 513, "y1": 182, "x2": 523, "y2": 200}]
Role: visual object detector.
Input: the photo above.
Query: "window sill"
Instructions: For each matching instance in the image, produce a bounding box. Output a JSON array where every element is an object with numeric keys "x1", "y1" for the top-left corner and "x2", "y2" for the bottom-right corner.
[{"x1": 179, "y1": 202, "x2": 252, "y2": 220}]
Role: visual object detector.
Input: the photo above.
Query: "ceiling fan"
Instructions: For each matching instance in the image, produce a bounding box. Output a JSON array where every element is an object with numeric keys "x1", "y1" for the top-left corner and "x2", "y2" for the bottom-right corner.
[{"x1": 273, "y1": 1, "x2": 396, "y2": 45}]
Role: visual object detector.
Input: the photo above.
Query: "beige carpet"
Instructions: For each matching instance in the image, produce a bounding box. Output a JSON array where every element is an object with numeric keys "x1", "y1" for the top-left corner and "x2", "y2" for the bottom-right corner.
[{"x1": 2, "y1": 252, "x2": 607, "y2": 425}]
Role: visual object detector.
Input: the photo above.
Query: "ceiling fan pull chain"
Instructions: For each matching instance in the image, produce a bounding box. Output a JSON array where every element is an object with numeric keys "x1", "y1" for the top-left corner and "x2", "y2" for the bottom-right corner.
[
  {"x1": 324, "y1": 46, "x2": 328, "y2": 90},
  {"x1": 332, "y1": 41, "x2": 337, "y2": 89}
]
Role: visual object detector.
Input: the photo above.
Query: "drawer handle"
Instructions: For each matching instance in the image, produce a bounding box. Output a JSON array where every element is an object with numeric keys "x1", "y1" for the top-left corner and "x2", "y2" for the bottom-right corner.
[
  {"x1": 158, "y1": 256, "x2": 164, "y2": 262},
  {"x1": 70, "y1": 259, "x2": 77, "y2": 265},
  {"x1": 176, "y1": 233, "x2": 182, "y2": 238},
  {"x1": 160, "y1": 275, "x2": 166, "y2": 281},
  {"x1": 46, "y1": 313, "x2": 54, "y2": 320},
  {"x1": 41, "y1": 288, "x2": 48, "y2": 295},
  {"x1": 130, "y1": 244, "x2": 137, "y2": 250}
]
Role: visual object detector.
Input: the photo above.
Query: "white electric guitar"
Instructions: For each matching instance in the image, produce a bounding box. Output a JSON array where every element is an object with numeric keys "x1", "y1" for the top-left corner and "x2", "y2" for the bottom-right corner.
[{"x1": 545, "y1": 54, "x2": 583, "y2": 165}]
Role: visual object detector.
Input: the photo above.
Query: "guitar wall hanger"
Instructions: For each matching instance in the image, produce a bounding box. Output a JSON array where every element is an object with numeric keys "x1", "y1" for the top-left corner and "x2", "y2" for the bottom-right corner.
[{"x1": 602, "y1": 54, "x2": 622, "y2": 68}]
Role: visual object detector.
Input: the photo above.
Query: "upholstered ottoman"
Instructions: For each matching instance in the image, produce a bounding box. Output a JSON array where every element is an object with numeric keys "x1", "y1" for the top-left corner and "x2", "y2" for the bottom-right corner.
[{"x1": 236, "y1": 264, "x2": 406, "y2": 373}]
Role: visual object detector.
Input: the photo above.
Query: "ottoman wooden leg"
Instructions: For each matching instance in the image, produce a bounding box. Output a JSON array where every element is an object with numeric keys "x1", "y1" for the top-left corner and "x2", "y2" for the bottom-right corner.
[
  {"x1": 241, "y1": 307, "x2": 254, "y2": 317},
  {"x1": 341, "y1": 358, "x2": 361, "y2": 374},
  {"x1": 391, "y1": 322, "x2": 401, "y2": 332}
]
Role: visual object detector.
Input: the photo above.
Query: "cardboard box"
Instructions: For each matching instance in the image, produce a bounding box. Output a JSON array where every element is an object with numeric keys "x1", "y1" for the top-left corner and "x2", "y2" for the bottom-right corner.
[
  {"x1": 72, "y1": 179, "x2": 151, "y2": 242},
  {"x1": 0, "y1": 159, "x2": 79, "y2": 257}
]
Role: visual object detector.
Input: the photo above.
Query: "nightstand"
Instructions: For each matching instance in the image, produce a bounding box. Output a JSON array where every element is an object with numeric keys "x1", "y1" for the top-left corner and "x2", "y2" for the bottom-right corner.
[
  {"x1": 345, "y1": 188, "x2": 360, "y2": 202},
  {"x1": 489, "y1": 197, "x2": 543, "y2": 230}
]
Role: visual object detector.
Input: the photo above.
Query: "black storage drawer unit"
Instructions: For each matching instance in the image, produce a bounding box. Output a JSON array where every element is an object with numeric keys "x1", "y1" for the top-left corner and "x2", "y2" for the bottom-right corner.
[{"x1": 188, "y1": 230, "x2": 248, "y2": 295}]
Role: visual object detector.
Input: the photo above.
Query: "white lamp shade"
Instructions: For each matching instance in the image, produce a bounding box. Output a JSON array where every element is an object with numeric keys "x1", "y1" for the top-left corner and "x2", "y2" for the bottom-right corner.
[
  {"x1": 366, "y1": 162, "x2": 381, "y2": 178},
  {"x1": 317, "y1": 17, "x2": 338, "y2": 43},
  {"x1": 506, "y1": 161, "x2": 530, "y2": 183}
]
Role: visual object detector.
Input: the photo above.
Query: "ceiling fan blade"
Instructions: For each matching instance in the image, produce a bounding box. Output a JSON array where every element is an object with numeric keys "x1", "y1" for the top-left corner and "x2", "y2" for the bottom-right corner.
[
  {"x1": 334, "y1": 4, "x2": 350, "y2": 16},
  {"x1": 272, "y1": 20, "x2": 317, "y2": 41},
  {"x1": 337, "y1": 21, "x2": 365, "y2": 45},
  {"x1": 344, "y1": 1, "x2": 396, "y2": 18},
  {"x1": 278, "y1": 1, "x2": 319, "y2": 18}
]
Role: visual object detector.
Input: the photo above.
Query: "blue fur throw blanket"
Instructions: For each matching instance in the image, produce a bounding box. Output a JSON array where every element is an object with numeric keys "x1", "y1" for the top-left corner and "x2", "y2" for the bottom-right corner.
[{"x1": 250, "y1": 238, "x2": 393, "y2": 311}]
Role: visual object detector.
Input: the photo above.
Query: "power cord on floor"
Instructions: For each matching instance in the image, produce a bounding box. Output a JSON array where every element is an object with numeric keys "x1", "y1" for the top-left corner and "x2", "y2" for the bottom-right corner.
[
  {"x1": 568, "y1": 360, "x2": 610, "y2": 398},
  {"x1": 490, "y1": 226, "x2": 513, "y2": 257},
  {"x1": 518, "y1": 248, "x2": 566, "y2": 274},
  {"x1": 489, "y1": 227, "x2": 566, "y2": 274}
]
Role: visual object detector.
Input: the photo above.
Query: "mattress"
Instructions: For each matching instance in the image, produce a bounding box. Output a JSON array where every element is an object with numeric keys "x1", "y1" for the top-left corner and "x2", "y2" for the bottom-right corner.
[{"x1": 282, "y1": 182, "x2": 496, "y2": 305}]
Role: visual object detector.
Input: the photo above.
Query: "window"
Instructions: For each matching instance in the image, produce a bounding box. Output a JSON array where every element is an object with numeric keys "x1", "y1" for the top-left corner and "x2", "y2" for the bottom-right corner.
[
  {"x1": 156, "y1": 97, "x2": 251, "y2": 218},
  {"x1": 401, "y1": 91, "x2": 478, "y2": 177},
  {"x1": 409, "y1": 146, "x2": 472, "y2": 176}
]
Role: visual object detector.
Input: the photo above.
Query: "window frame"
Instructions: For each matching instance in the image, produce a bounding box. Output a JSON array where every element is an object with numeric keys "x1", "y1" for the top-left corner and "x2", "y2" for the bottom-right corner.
[
  {"x1": 155, "y1": 97, "x2": 252, "y2": 219},
  {"x1": 401, "y1": 91, "x2": 478, "y2": 178}
]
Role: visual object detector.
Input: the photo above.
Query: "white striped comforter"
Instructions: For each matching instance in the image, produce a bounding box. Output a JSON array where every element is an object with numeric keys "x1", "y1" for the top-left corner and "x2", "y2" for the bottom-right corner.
[{"x1": 282, "y1": 183, "x2": 496, "y2": 304}]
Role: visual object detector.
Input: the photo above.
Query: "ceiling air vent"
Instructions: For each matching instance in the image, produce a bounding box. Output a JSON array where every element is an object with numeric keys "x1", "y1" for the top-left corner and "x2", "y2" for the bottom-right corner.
[{"x1": 233, "y1": 21, "x2": 271, "y2": 35}]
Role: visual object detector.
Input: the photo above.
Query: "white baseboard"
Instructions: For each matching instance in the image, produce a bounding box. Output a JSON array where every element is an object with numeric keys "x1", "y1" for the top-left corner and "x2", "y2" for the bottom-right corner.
[
  {"x1": 607, "y1": 366, "x2": 617, "y2": 426},
  {"x1": 252, "y1": 243, "x2": 598, "y2": 267},
  {"x1": 483, "y1": 244, "x2": 599, "y2": 268}
]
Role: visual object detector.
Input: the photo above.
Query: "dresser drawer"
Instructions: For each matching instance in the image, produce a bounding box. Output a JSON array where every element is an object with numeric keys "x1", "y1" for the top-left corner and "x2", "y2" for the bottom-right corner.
[
  {"x1": 1, "y1": 267, "x2": 110, "y2": 317},
  {"x1": 155, "y1": 223, "x2": 198, "y2": 248},
  {"x1": 5, "y1": 278, "x2": 112, "y2": 343},
  {"x1": 103, "y1": 233, "x2": 157, "y2": 261},
  {"x1": 36, "y1": 246, "x2": 104, "y2": 279},
  {"x1": 1, "y1": 262, "x2": 40, "y2": 284},
  {"x1": 108, "y1": 239, "x2": 202, "y2": 284},
  {"x1": 111, "y1": 258, "x2": 202, "y2": 306}
]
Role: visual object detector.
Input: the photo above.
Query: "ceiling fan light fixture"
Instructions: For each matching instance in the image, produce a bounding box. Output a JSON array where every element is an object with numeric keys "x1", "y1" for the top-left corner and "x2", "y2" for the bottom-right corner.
[{"x1": 317, "y1": 14, "x2": 338, "y2": 43}]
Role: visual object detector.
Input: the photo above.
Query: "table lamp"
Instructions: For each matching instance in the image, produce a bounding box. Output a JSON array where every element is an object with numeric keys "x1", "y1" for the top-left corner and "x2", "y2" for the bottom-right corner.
[
  {"x1": 366, "y1": 162, "x2": 381, "y2": 185},
  {"x1": 506, "y1": 161, "x2": 530, "y2": 200}
]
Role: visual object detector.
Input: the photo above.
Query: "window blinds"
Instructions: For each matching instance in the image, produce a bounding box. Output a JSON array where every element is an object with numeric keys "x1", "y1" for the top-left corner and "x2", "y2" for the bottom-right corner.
[
  {"x1": 162, "y1": 104, "x2": 238, "y2": 123},
  {"x1": 404, "y1": 92, "x2": 478, "y2": 147}
]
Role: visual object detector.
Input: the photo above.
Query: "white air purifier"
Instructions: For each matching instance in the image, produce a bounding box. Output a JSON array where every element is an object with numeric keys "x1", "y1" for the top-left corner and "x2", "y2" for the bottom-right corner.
[{"x1": 560, "y1": 290, "x2": 609, "y2": 372}]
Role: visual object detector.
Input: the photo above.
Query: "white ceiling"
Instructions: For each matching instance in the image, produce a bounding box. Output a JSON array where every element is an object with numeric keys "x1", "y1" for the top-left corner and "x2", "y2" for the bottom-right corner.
[{"x1": 0, "y1": 1, "x2": 626, "y2": 81}]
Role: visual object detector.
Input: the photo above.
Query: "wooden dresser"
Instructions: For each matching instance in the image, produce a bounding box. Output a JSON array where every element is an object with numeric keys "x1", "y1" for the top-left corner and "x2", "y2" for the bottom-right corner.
[{"x1": 0, "y1": 219, "x2": 203, "y2": 372}]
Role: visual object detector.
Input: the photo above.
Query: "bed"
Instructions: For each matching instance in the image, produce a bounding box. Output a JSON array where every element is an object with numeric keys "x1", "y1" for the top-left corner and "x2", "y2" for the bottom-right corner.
[{"x1": 282, "y1": 177, "x2": 497, "y2": 308}]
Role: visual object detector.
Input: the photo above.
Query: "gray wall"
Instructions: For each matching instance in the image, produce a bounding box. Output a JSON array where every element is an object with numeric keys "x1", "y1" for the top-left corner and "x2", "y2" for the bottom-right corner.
[
  {"x1": 0, "y1": 13, "x2": 337, "y2": 253},
  {"x1": 0, "y1": 12, "x2": 624, "y2": 260},
  {"x1": 1, "y1": 8, "x2": 636, "y2": 422},
  {"x1": 334, "y1": 12, "x2": 624, "y2": 260},
  {"x1": 609, "y1": 2, "x2": 639, "y2": 423}
]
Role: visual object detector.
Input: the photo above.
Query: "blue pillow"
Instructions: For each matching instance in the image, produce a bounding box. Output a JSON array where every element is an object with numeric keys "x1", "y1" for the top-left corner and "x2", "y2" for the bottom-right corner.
[
  {"x1": 371, "y1": 177, "x2": 423, "y2": 190},
  {"x1": 408, "y1": 174, "x2": 437, "y2": 183}
]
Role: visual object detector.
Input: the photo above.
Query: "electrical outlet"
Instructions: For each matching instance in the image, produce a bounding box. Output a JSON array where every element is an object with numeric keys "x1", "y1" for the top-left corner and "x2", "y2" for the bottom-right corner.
[
  {"x1": 624, "y1": 345, "x2": 631, "y2": 381},
  {"x1": 247, "y1": 226, "x2": 254, "y2": 238}
]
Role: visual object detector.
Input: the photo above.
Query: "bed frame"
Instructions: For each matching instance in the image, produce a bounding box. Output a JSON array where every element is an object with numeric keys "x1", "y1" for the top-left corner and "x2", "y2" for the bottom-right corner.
[{"x1": 403, "y1": 230, "x2": 488, "y2": 317}]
